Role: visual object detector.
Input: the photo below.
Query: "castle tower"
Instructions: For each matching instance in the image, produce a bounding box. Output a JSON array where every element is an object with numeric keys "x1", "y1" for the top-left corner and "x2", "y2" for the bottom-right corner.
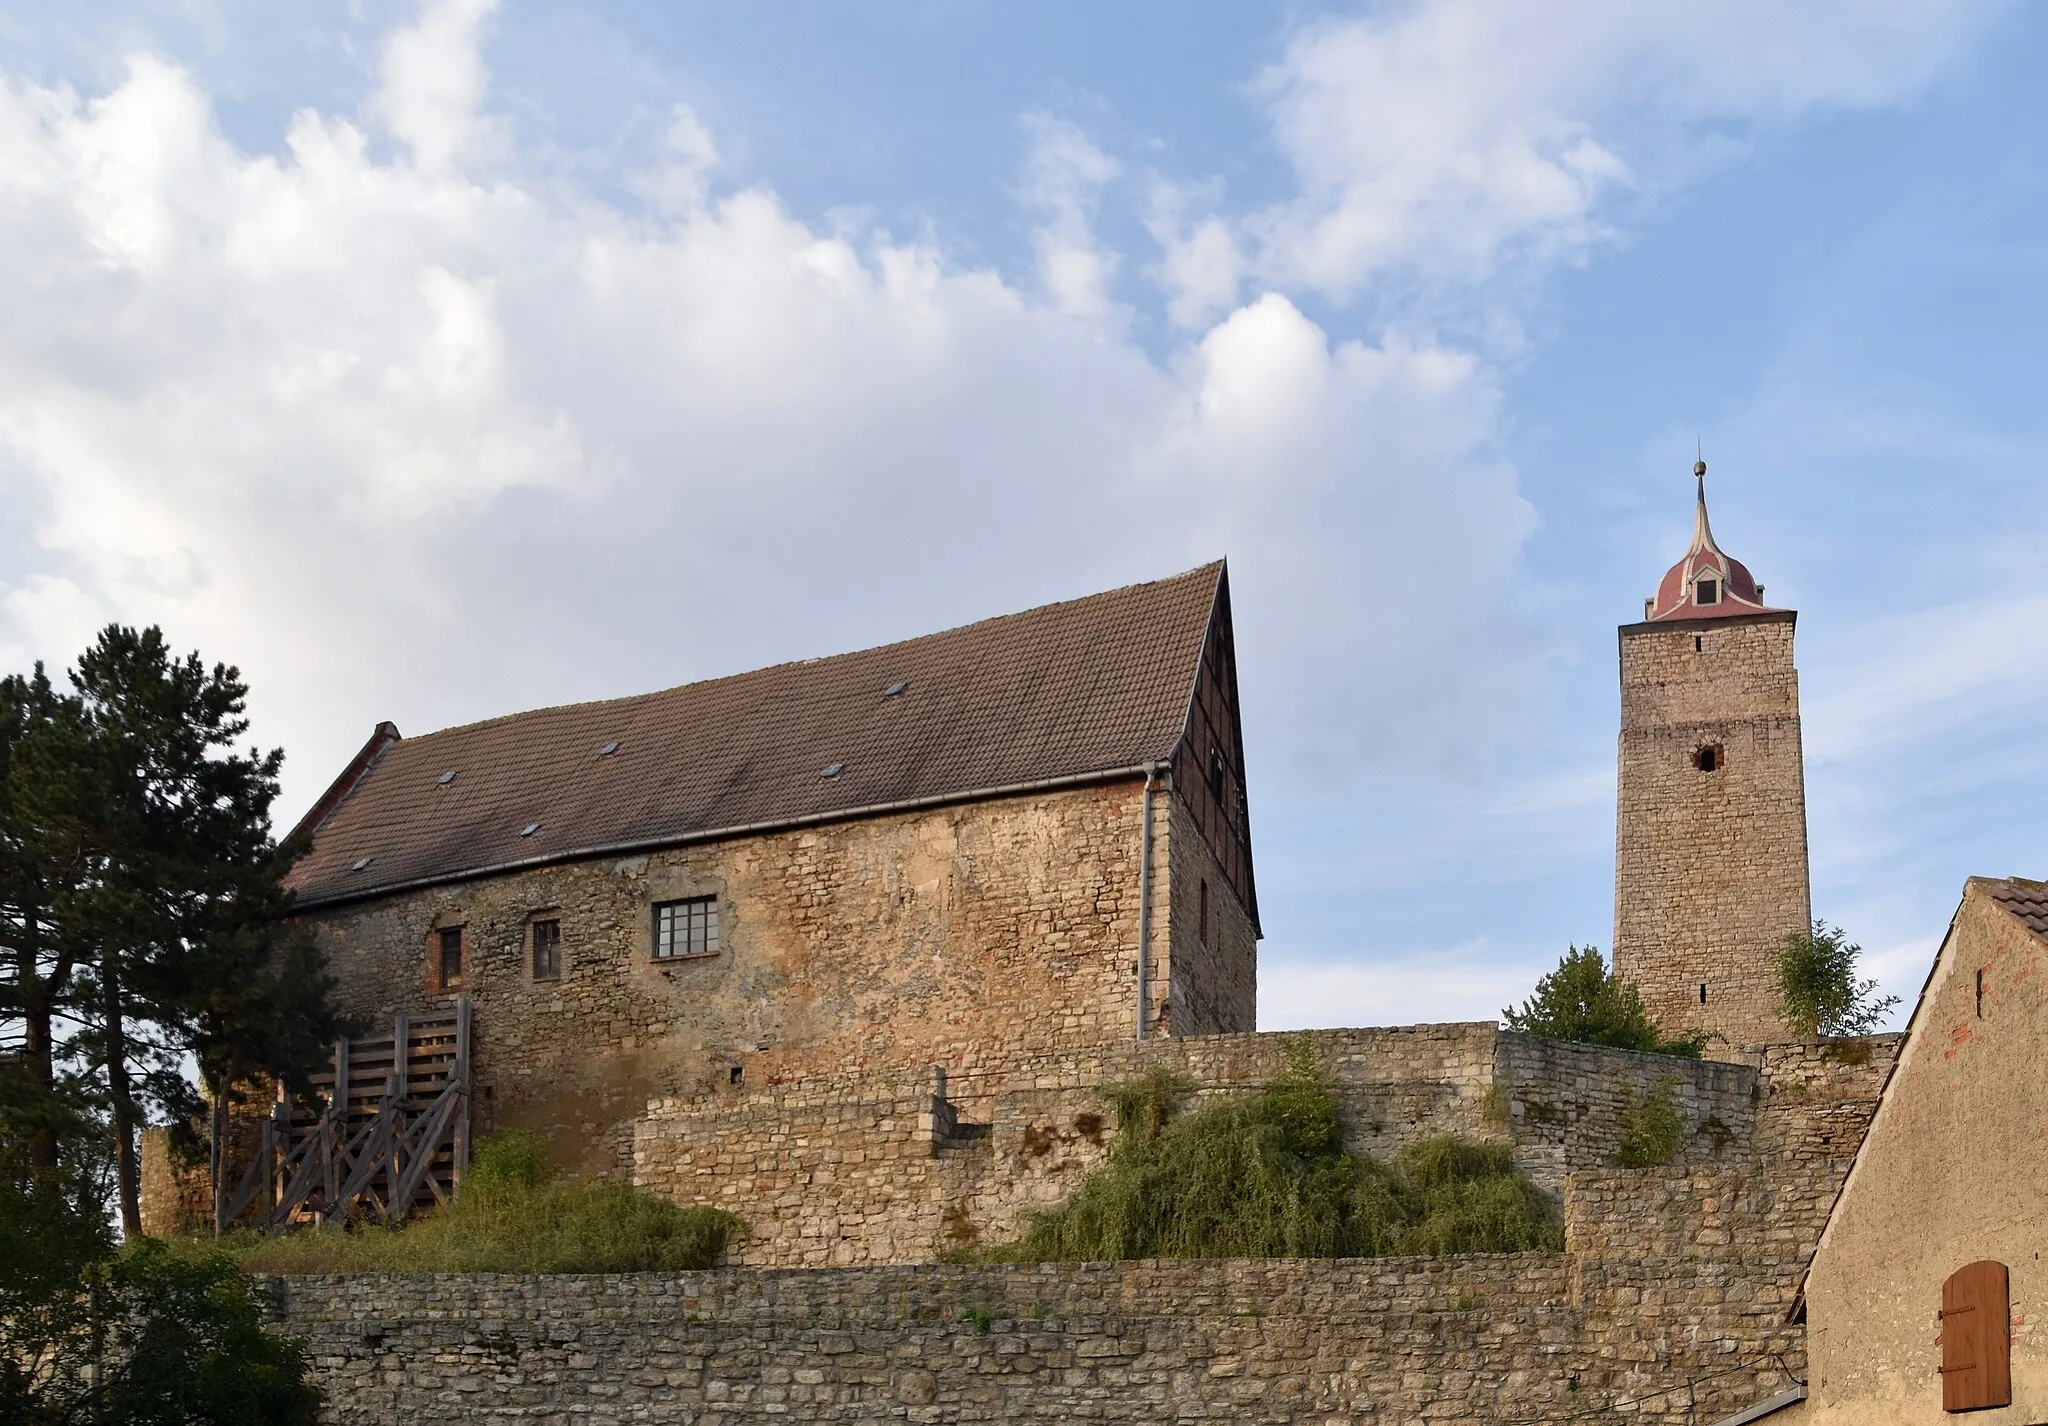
[{"x1": 1612, "y1": 462, "x2": 1811, "y2": 1047}]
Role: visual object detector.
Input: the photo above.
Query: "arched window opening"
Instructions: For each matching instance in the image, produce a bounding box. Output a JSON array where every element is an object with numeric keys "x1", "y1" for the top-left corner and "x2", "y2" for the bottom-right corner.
[{"x1": 1694, "y1": 745, "x2": 1722, "y2": 773}]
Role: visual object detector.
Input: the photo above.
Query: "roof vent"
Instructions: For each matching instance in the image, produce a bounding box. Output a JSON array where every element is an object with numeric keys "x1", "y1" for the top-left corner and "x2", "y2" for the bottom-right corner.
[
  {"x1": 820, "y1": 763, "x2": 844, "y2": 779},
  {"x1": 350, "y1": 857, "x2": 373, "y2": 872},
  {"x1": 599, "y1": 741, "x2": 621, "y2": 757},
  {"x1": 519, "y1": 823, "x2": 540, "y2": 837},
  {"x1": 437, "y1": 771, "x2": 457, "y2": 785},
  {"x1": 884, "y1": 682, "x2": 908, "y2": 697}
]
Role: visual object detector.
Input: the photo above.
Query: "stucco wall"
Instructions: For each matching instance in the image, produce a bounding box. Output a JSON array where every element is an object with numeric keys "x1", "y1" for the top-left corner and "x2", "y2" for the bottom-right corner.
[
  {"x1": 1614, "y1": 614, "x2": 1812, "y2": 1048},
  {"x1": 300, "y1": 782, "x2": 1232, "y2": 1177},
  {"x1": 1801, "y1": 882, "x2": 2048, "y2": 1425}
]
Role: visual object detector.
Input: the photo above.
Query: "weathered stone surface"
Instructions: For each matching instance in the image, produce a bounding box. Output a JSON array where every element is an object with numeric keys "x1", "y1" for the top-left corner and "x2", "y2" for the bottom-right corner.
[
  {"x1": 299, "y1": 783, "x2": 1254, "y2": 1179},
  {"x1": 1614, "y1": 614, "x2": 1812, "y2": 1047}
]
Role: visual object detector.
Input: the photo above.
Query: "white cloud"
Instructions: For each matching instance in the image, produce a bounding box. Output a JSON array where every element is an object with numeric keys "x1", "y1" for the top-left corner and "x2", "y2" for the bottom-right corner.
[
  {"x1": 1244, "y1": 0, "x2": 2003, "y2": 304},
  {"x1": 368, "y1": 0, "x2": 503, "y2": 172},
  {"x1": 1019, "y1": 112, "x2": 1122, "y2": 319},
  {"x1": 0, "y1": 19, "x2": 1533, "y2": 822},
  {"x1": 1260, "y1": 942, "x2": 1545, "y2": 1030}
]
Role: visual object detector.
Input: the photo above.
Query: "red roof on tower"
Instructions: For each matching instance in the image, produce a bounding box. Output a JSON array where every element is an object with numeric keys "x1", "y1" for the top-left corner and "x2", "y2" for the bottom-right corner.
[{"x1": 1643, "y1": 461, "x2": 1783, "y2": 622}]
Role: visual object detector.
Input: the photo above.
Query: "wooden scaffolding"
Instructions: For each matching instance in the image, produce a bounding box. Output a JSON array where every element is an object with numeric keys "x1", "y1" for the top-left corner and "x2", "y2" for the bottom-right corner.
[{"x1": 219, "y1": 999, "x2": 472, "y2": 1232}]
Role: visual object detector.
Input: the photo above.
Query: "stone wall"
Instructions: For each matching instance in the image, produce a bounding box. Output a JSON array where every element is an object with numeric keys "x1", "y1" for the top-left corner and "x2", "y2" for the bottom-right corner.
[
  {"x1": 632, "y1": 1025, "x2": 1873, "y2": 1268},
  {"x1": 266, "y1": 1248, "x2": 1798, "y2": 1426},
  {"x1": 1160, "y1": 791, "x2": 1257, "y2": 1038},
  {"x1": 299, "y1": 782, "x2": 1249, "y2": 1179},
  {"x1": 1614, "y1": 612, "x2": 1812, "y2": 1047}
]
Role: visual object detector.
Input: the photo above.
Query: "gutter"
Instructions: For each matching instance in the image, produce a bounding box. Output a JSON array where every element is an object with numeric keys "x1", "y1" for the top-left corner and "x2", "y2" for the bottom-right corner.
[{"x1": 290, "y1": 761, "x2": 1164, "y2": 912}]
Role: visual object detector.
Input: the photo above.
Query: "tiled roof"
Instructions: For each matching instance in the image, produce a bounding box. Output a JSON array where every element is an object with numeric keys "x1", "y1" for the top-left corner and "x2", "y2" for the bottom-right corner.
[
  {"x1": 286, "y1": 564, "x2": 1226, "y2": 908},
  {"x1": 1984, "y1": 877, "x2": 2048, "y2": 942}
]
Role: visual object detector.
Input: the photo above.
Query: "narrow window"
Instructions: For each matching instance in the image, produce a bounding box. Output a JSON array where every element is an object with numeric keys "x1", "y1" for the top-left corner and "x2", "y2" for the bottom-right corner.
[
  {"x1": 1199, "y1": 879, "x2": 1210, "y2": 947},
  {"x1": 1699, "y1": 982, "x2": 1708, "y2": 1006},
  {"x1": 438, "y1": 926, "x2": 464, "y2": 990},
  {"x1": 1694, "y1": 746, "x2": 1721, "y2": 773},
  {"x1": 1207, "y1": 747, "x2": 1226, "y2": 800},
  {"x1": 1975, "y1": 967, "x2": 1985, "y2": 1019},
  {"x1": 1941, "y1": 1260, "x2": 2012, "y2": 1411},
  {"x1": 1695, "y1": 577, "x2": 1720, "y2": 605},
  {"x1": 654, "y1": 896, "x2": 720, "y2": 960},
  {"x1": 1694, "y1": 635, "x2": 1703, "y2": 653},
  {"x1": 532, "y1": 919, "x2": 562, "y2": 981}
]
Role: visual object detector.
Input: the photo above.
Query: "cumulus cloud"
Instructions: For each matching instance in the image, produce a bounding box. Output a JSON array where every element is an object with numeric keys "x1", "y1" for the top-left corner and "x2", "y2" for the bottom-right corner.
[
  {"x1": 0, "y1": 5, "x2": 1536, "y2": 823},
  {"x1": 1244, "y1": 0, "x2": 2003, "y2": 303}
]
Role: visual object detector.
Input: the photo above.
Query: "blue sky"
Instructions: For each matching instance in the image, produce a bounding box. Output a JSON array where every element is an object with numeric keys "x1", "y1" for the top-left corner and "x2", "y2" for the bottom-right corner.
[{"x1": 1, "y1": 0, "x2": 2041, "y2": 1031}]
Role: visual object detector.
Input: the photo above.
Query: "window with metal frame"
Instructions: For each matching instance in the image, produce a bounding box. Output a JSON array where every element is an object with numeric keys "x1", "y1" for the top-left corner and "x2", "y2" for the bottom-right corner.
[
  {"x1": 438, "y1": 926, "x2": 464, "y2": 990},
  {"x1": 654, "y1": 896, "x2": 720, "y2": 960},
  {"x1": 532, "y1": 919, "x2": 562, "y2": 981}
]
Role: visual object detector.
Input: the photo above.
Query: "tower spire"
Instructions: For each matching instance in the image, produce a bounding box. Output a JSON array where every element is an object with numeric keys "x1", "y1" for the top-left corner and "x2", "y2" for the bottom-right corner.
[{"x1": 1641, "y1": 456, "x2": 1772, "y2": 621}]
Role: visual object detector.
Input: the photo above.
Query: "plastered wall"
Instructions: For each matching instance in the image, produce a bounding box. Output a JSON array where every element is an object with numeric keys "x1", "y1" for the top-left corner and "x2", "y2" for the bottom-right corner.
[
  {"x1": 1801, "y1": 882, "x2": 2048, "y2": 1425},
  {"x1": 1614, "y1": 614, "x2": 1812, "y2": 1047}
]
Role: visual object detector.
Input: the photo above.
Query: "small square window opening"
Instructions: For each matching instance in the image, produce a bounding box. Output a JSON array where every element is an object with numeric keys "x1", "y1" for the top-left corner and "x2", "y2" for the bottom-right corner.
[
  {"x1": 532, "y1": 919, "x2": 562, "y2": 981},
  {"x1": 654, "y1": 896, "x2": 720, "y2": 960},
  {"x1": 438, "y1": 926, "x2": 465, "y2": 990},
  {"x1": 1694, "y1": 745, "x2": 1721, "y2": 773}
]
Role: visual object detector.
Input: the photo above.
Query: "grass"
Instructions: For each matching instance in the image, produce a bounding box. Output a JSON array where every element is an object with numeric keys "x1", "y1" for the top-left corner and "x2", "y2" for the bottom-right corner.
[
  {"x1": 186, "y1": 1131, "x2": 742, "y2": 1275},
  {"x1": 966, "y1": 1039, "x2": 1562, "y2": 1263}
]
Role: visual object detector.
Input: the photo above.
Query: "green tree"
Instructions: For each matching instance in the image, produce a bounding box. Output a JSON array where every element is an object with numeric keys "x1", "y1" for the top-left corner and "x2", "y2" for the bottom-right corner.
[
  {"x1": 1502, "y1": 945, "x2": 1708, "y2": 1058},
  {"x1": 1772, "y1": 920, "x2": 1900, "y2": 1037},
  {"x1": 0, "y1": 626, "x2": 350, "y2": 1233}
]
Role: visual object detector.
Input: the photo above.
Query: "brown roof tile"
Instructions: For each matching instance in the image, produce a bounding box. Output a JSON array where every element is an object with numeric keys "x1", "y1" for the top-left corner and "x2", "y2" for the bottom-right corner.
[
  {"x1": 287, "y1": 563, "x2": 1227, "y2": 907},
  {"x1": 1985, "y1": 877, "x2": 2048, "y2": 943}
]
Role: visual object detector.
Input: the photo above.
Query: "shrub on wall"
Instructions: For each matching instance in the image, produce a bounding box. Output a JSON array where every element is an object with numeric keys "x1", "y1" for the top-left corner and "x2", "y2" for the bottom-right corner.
[
  {"x1": 1772, "y1": 920, "x2": 1900, "y2": 1037},
  {"x1": 971, "y1": 1039, "x2": 1562, "y2": 1263},
  {"x1": 1614, "y1": 1078, "x2": 1684, "y2": 1168},
  {"x1": 1503, "y1": 945, "x2": 1708, "y2": 1057},
  {"x1": 204, "y1": 1132, "x2": 743, "y2": 1275}
]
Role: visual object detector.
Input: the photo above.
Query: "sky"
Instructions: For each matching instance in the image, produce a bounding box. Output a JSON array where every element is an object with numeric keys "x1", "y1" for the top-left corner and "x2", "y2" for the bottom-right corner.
[{"x1": 2, "y1": 0, "x2": 2043, "y2": 1033}]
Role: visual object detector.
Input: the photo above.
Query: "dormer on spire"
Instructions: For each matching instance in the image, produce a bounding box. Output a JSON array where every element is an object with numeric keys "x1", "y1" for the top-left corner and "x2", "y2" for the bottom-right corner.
[{"x1": 1642, "y1": 460, "x2": 1776, "y2": 621}]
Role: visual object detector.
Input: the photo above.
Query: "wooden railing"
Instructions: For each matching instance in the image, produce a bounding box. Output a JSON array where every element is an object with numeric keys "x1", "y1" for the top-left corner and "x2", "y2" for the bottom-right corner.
[{"x1": 220, "y1": 998, "x2": 472, "y2": 1231}]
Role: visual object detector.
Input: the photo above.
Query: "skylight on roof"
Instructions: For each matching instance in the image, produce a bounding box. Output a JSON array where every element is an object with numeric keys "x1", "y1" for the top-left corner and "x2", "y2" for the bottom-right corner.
[
  {"x1": 350, "y1": 857, "x2": 373, "y2": 872},
  {"x1": 884, "y1": 682, "x2": 908, "y2": 697},
  {"x1": 437, "y1": 771, "x2": 456, "y2": 785},
  {"x1": 820, "y1": 763, "x2": 844, "y2": 779},
  {"x1": 600, "y1": 741, "x2": 621, "y2": 756},
  {"x1": 520, "y1": 823, "x2": 540, "y2": 837}
]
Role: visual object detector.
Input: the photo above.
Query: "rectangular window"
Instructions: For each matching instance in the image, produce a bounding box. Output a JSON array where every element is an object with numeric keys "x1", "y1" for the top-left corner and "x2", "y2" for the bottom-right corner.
[
  {"x1": 1199, "y1": 879, "x2": 1210, "y2": 947},
  {"x1": 1695, "y1": 577, "x2": 1720, "y2": 605},
  {"x1": 532, "y1": 919, "x2": 561, "y2": 981},
  {"x1": 438, "y1": 926, "x2": 464, "y2": 990},
  {"x1": 654, "y1": 896, "x2": 719, "y2": 960}
]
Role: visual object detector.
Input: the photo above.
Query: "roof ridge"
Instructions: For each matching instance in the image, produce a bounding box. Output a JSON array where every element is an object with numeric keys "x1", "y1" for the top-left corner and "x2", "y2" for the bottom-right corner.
[{"x1": 397, "y1": 561, "x2": 1225, "y2": 747}]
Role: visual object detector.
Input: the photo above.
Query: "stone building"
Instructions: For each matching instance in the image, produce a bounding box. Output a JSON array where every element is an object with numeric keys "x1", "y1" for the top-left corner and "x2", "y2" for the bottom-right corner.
[
  {"x1": 1614, "y1": 462, "x2": 1812, "y2": 1046},
  {"x1": 281, "y1": 563, "x2": 1258, "y2": 1174},
  {"x1": 1777, "y1": 876, "x2": 2048, "y2": 1425}
]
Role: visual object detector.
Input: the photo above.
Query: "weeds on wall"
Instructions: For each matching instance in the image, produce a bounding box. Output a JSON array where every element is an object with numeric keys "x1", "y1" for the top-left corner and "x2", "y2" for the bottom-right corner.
[
  {"x1": 1614, "y1": 1078, "x2": 1684, "y2": 1168},
  {"x1": 190, "y1": 1131, "x2": 743, "y2": 1275},
  {"x1": 966, "y1": 1039, "x2": 1562, "y2": 1263}
]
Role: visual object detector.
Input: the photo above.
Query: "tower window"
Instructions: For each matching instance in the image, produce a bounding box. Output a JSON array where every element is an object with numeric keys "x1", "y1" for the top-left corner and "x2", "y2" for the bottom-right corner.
[
  {"x1": 1699, "y1": 982, "x2": 1708, "y2": 1006},
  {"x1": 1695, "y1": 578, "x2": 1719, "y2": 605},
  {"x1": 1694, "y1": 745, "x2": 1722, "y2": 773},
  {"x1": 1694, "y1": 635, "x2": 1703, "y2": 653}
]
